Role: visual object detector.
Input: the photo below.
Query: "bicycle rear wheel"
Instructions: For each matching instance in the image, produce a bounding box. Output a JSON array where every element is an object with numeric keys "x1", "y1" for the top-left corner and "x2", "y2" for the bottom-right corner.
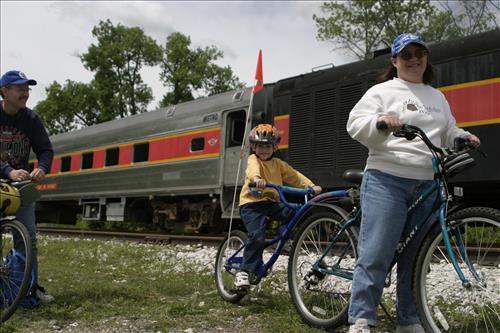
[
  {"x1": 1, "y1": 219, "x2": 33, "y2": 322},
  {"x1": 288, "y1": 211, "x2": 357, "y2": 329},
  {"x1": 214, "y1": 230, "x2": 248, "y2": 303},
  {"x1": 414, "y1": 207, "x2": 500, "y2": 332}
]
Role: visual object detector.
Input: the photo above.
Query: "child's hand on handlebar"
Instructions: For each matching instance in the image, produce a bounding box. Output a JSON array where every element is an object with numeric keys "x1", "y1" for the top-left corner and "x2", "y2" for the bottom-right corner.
[
  {"x1": 252, "y1": 177, "x2": 267, "y2": 188},
  {"x1": 311, "y1": 186, "x2": 322, "y2": 195}
]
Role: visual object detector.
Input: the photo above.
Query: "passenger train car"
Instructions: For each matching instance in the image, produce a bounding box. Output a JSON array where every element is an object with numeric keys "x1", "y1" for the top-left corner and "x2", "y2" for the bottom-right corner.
[{"x1": 32, "y1": 29, "x2": 500, "y2": 231}]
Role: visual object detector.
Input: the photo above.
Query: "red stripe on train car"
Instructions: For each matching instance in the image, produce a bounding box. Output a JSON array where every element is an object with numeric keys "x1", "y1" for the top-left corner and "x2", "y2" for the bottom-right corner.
[
  {"x1": 274, "y1": 115, "x2": 290, "y2": 147},
  {"x1": 440, "y1": 79, "x2": 500, "y2": 125},
  {"x1": 93, "y1": 150, "x2": 105, "y2": 168},
  {"x1": 70, "y1": 154, "x2": 81, "y2": 172},
  {"x1": 119, "y1": 145, "x2": 132, "y2": 165},
  {"x1": 51, "y1": 158, "x2": 60, "y2": 174},
  {"x1": 149, "y1": 139, "x2": 171, "y2": 161}
]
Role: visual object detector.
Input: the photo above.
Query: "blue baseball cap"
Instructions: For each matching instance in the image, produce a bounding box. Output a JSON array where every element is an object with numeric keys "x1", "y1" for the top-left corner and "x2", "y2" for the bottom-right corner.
[
  {"x1": 0, "y1": 70, "x2": 37, "y2": 87},
  {"x1": 391, "y1": 33, "x2": 427, "y2": 57}
]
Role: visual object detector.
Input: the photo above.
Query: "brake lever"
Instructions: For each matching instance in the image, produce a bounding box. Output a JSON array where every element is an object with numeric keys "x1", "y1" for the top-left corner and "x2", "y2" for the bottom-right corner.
[{"x1": 393, "y1": 130, "x2": 417, "y2": 140}]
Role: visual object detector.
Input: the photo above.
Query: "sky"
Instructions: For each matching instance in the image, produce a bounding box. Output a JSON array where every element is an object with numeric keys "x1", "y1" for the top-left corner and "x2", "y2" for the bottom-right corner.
[{"x1": 0, "y1": 1, "x2": 353, "y2": 110}]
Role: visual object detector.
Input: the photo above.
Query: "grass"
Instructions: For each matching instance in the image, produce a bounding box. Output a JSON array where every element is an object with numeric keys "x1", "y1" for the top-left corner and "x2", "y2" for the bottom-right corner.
[{"x1": 1, "y1": 236, "x2": 399, "y2": 333}]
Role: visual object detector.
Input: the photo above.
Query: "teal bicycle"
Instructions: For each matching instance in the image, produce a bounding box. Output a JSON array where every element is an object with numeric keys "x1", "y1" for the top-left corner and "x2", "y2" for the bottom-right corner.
[{"x1": 287, "y1": 124, "x2": 500, "y2": 332}]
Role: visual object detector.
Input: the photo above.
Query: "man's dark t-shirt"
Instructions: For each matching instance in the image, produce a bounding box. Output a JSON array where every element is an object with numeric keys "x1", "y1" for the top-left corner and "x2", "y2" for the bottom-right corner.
[{"x1": 0, "y1": 103, "x2": 53, "y2": 179}]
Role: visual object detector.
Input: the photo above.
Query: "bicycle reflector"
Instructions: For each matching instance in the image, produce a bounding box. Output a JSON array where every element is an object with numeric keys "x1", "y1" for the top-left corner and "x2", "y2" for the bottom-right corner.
[
  {"x1": 443, "y1": 153, "x2": 476, "y2": 178},
  {"x1": 0, "y1": 182, "x2": 21, "y2": 215}
]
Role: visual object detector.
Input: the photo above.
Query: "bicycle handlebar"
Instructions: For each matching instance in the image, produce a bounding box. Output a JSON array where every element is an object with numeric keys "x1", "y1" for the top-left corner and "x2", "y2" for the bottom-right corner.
[
  {"x1": 248, "y1": 182, "x2": 314, "y2": 206},
  {"x1": 375, "y1": 121, "x2": 476, "y2": 156}
]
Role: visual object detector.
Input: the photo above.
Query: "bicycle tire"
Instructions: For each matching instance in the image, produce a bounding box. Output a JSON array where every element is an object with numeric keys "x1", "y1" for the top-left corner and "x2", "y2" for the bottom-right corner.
[
  {"x1": 1, "y1": 219, "x2": 33, "y2": 322},
  {"x1": 214, "y1": 230, "x2": 248, "y2": 303},
  {"x1": 288, "y1": 211, "x2": 357, "y2": 329},
  {"x1": 413, "y1": 206, "x2": 500, "y2": 332}
]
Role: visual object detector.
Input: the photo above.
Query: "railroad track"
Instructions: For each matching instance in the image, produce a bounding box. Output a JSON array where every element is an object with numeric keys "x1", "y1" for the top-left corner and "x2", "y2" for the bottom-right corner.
[
  {"x1": 38, "y1": 227, "x2": 500, "y2": 266},
  {"x1": 38, "y1": 227, "x2": 224, "y2": 246}
]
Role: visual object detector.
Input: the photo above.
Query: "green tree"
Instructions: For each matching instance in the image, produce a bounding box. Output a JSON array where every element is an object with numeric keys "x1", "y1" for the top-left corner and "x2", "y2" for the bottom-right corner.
[
  {"x1": 35, "y1": 80, "x2": 101, "y2": 135},
  {"x1": 159, "y1": 32, "x2": 243, "y2": 107},
  {"x1": 427, "y1": 0, "x2": 499, "y2": 40},
  {"x1": 314, "y1": 0, "x2": 499, "y2": 60},
  {"x1": 81, "y1": 19, "x2": 162, "y2": 118}
]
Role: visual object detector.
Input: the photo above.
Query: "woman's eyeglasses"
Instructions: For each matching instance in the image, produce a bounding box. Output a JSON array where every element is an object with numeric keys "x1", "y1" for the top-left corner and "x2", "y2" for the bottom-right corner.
[{"x1": 398, "y1": 49, "x2": 428, "y2": 60}]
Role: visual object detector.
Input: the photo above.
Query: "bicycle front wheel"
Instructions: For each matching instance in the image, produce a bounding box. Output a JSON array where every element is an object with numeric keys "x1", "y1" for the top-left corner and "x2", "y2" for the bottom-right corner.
[
  {"x1": 288, "y1": 211, "x2": 357, "y2": 329},
  {"x1": 1, "y1": 219, "x2": 33, "y2": 322},
  {"x1": 414, "y1": 207, "x2": 500, "y2": 333},
  {"x1": 214, "y1": 230, "x2": 248, "y2": 303}
]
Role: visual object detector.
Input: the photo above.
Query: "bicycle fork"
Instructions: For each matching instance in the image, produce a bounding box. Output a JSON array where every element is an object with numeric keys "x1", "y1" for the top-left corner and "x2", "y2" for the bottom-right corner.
[{"x1": 438, "y1": 207, "x2": 481, "y2": 288}]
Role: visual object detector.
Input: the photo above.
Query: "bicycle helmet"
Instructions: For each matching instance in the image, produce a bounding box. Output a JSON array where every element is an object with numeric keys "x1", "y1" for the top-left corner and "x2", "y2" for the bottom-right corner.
[
  {"x1": 0, "y1": 182, "x2": 21, "y2": 215},
  {"x1": 443, "y1": 153, "x2": 476, "y2": 178},
  {"x1": 249, "y1": 124, "x2": 281, "y2": 145}
]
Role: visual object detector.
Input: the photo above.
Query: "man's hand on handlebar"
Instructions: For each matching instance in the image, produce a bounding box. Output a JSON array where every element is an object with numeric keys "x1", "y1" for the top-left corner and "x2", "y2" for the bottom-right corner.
[{"x1": 9, "y1": 169, "x2": 31, "y2": 182}]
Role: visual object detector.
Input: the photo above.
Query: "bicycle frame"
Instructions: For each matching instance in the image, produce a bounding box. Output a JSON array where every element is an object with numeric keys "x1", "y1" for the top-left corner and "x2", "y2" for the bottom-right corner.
[
  {"x1": 313, "y1": 153, "x2": 478, "y2": 288},
  {"x1": 225, "y1": 185, "x2": 349, "y2": 280}
]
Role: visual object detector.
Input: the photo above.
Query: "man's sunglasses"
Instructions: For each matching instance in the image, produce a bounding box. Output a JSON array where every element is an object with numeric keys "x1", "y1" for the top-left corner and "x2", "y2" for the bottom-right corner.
[{"x1": 398, "y1": 49, "x2": 428, "y2": 61}]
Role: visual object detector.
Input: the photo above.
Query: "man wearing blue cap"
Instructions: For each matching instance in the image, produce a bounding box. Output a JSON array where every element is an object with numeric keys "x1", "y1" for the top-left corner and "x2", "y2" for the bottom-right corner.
[
  {"x1": 345, "y1": 34, "x2": 480, "y2": 333},
  {"x1": 1, "y1": 70, "x2": 54, "y2": 304}
]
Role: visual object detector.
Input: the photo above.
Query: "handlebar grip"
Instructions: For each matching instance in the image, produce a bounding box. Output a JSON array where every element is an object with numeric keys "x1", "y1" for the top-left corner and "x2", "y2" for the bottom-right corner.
[{"x1": 376, "y1": 121, "x2": 388, "y2": 130}]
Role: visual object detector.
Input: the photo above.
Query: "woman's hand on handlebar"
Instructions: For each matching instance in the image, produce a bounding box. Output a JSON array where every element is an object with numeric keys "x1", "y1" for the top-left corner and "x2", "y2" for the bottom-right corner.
[
  {"x1": 376, "y1": 116, "x2": 403, "y2": 132},
  {"x1": 462, "y1": 134, "x2": 480, "y2": 148}
]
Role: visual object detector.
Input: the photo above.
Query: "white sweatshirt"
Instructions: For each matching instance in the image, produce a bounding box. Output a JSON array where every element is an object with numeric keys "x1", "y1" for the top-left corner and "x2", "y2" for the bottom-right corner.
[{"x1": 346, "y1": 78, "x2": 468, "y2": 180}]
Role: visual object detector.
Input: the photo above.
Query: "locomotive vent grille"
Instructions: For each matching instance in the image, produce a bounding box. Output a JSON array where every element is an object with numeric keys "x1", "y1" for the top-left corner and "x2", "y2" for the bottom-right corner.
[
  {"x1": 289, "y1": 93, "x2": 312, "y2": 174},
  {"x1": 312, "y1": 88, "x2": 336, "y2": 171}
]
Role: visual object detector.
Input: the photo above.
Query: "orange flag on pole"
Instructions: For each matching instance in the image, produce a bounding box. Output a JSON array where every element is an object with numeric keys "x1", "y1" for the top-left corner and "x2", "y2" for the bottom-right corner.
[{"x1": 252, "y1": 49, "x2": 263, "y2": 94}]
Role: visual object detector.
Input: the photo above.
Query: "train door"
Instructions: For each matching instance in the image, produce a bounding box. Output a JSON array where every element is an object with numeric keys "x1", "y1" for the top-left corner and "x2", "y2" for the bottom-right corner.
[{"x1": 222, "y1": 109, "x2": 247, "y2": 186}]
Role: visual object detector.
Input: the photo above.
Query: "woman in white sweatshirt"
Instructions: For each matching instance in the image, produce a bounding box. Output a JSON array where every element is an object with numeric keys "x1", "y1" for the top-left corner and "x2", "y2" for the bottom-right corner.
[{"x1": 345, "y1": 33, "x2": 480, "y2": 333}]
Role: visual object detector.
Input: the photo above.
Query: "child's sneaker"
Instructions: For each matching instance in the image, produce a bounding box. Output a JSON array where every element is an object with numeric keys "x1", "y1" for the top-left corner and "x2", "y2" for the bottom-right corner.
[{"x1": 235, "y1": 271, "x2": 250, "y2": 289}]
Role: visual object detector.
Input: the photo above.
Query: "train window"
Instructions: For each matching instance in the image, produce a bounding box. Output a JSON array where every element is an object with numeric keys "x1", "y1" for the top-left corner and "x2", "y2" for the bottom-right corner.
[
  {"x1": 133, "y1": 142, "x2": 149, "y2": 163},
  {"x1": 61, "y1": 156, "x2": 71, "y2": 172},
  {"x1": 191, "y1": 138, "x2": 205, "y2": 152},
  {"x1": 81, "y1": 152, "x2": 93, "y2": 169},
  {"x1": 105, "y1": 147, "x2": 119, "y2": 167},
  {"x1": 231, "y1": 119, "x2": 245, "y2": 145},
  {"x1": 226, "y1": 110, "x2": 246, "y2": 147}
]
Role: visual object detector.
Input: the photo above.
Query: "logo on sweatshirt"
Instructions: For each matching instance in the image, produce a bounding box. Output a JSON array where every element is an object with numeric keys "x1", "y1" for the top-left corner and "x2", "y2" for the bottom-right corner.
[{"x1": 402, "y1": 99, "x2": 430, "y2": 115}]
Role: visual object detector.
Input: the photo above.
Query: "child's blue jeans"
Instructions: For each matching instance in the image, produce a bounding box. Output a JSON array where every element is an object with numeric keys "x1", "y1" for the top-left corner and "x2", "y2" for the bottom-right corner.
[{"x1": 239, "y1": 201, "x2": 293, "y2": 273}]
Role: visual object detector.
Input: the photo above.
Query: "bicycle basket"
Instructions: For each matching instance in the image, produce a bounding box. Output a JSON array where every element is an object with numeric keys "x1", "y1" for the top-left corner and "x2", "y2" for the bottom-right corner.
[
  {"x1": 443, "y1": 153, "x2": 476, "y2": 178},
  {"x1": 0, "y1": 182, "x2": 21, "y2": 215}
]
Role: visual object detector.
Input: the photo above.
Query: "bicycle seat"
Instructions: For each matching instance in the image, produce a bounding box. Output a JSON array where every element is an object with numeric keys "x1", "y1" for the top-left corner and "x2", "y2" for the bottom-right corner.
[{"x1": 343, "y1": 169, "x2": 364, "y2": 184}]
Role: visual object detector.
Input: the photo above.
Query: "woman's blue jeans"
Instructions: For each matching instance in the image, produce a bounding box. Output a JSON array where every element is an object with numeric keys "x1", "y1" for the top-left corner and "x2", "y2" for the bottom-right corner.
[
  {"x1": 348, "y1": 169, "x2": 436, "y2": 326},
  {"x1": 14, "y1": 202, "x2": 38, "y2": 285}
]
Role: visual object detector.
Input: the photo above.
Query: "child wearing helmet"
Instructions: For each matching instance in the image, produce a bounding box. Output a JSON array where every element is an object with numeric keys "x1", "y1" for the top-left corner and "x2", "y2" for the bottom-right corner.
[{"x1": 235, "y1": 124, "x2": 322, "y2": 289}]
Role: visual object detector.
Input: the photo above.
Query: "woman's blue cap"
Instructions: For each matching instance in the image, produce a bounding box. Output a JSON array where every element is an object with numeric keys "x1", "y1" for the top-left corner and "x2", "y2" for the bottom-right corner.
[{"x1": 391, "y1": 33, "x2": 427, "y2": 56}]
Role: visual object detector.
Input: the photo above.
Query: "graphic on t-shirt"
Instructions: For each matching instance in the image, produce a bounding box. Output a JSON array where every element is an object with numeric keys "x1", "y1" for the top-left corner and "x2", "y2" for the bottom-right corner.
[{"x1": 0, "y1": 125, "x2": 31, "y2": 169}]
